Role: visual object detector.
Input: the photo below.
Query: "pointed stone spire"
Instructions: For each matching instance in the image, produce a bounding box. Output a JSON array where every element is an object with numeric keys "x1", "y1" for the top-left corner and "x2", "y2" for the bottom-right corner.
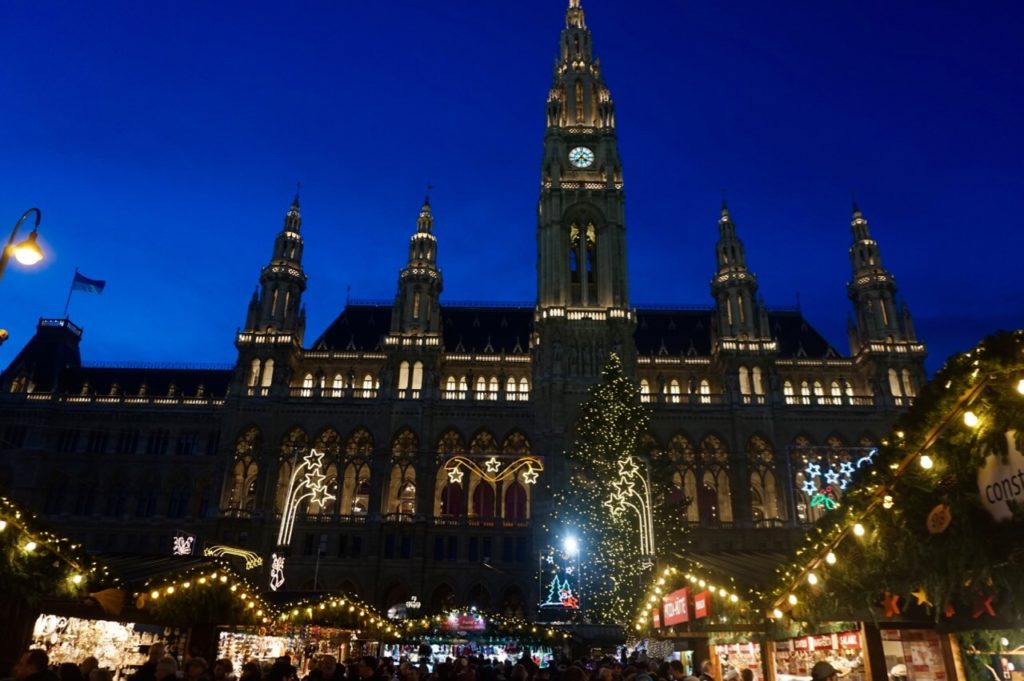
[
  {"x1": 392, "y1": 196, "x2": 443, "y2": 336},
  {"x1": 245, "y1": 191, "x2": 308, "y2": 338},
  {"x1": 710, "y1": 202, "x2": 762, "y2": 340},
  {"x1": 846, "y1": 202, "x2": 906, "y2": 346}
]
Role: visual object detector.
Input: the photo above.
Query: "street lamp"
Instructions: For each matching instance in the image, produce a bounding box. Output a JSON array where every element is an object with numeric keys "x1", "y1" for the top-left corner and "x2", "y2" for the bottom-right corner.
[
  {"x1": 0, "y1": 208, "x2": 45, "y2": 284},
  {"x1": 563, "y1": 534, "x2": 579, "y2": 556}
]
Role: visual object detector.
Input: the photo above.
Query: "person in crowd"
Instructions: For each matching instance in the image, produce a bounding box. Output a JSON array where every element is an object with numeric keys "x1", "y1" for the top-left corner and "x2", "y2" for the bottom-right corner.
[
  {"x1": 89, "y1": 670, "x2": 113, "y2": 681},
  {"x1": 239, "y1": 662, "x2": 262, "y2": 681},
  {"x1": 79, "y1": 660, "x2": 98, "y2": 681},
  {"x1": 740, "y1": 670, "x2": 754, "y2": 681},
  {"x1": 131, "y1": 644, "x2": 167, "y2": 681},
  {"x1": 306, "y1": 657, "x2": 345, "y2": 681},
  {"x1": 58, "y1": 664, "x2": 83, "y2": 681},
  {"x1": 213, "y1": 659, "x2": 234, "y2": 681},
  {"x1": 810, "y1": 662, "x2": 839, "y2": 681},
  {"x1": 154, "y1": 657, "x2": 178, "y2": 681},
  {"x1": 184, "y1": 659, "x2": 211, "y2": 681},
  {"x1": 12, "y1": 650, "x2": 59, "y2": 681},
  {"x1": 268, "y1": 658, "x2": 298, "y2": 681},
  {"x1": 698, "y1": 661, "x2": 715, "y2": 681},
  {"x1": 723, "y1": 670, "x2": 739, "y2": 681}
]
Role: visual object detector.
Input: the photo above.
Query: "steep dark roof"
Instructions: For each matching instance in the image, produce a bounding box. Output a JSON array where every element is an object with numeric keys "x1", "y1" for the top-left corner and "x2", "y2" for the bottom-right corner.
[
  {"x1": 71, "y1": 365, "x2": 232, "y2": 398},
  {"x1": 634, "y1": 308, "x2": 838, "y2": 359},
  {"x1": 312, "y1": 304, "x2": 839, "y2": 359},
  {"x1": 311, "y1": 303, "x2": 534, "y2": 355}
]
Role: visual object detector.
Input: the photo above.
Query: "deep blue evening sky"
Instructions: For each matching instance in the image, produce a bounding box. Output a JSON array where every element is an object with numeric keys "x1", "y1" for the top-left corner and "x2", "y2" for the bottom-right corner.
[{"x1": 1, "y1": 1, "x2": 1022, "y2": 373}]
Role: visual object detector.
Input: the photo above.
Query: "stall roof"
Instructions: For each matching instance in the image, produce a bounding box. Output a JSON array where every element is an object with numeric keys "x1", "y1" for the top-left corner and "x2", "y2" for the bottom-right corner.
[
  {"x1": 97, "y1": 553, "x2": 221, "y2": 584},
  {"x1": 685, "y1": 550, "x2": 790, "y2": 594}
]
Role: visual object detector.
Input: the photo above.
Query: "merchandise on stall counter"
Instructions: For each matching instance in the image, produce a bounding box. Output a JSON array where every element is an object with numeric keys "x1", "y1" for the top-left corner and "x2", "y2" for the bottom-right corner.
[
  {"x1": 380, "y1": 642, "x2": 554, "y2": 668},
  {"x1": 880, "y1": 629, "x2": 946, "y2": 681},
  {"x1": 218, "y1": 627, "x2": 371, "y2": 674},
  {"x1": 716, "y1": 641, "x2": 762, "y2": 680},
  {"x1": 32, "y1": 614, "x2": 180, "y2": 681},
  {"x1": 773, "y1": 631, "x2": 865, "y2": 681}
]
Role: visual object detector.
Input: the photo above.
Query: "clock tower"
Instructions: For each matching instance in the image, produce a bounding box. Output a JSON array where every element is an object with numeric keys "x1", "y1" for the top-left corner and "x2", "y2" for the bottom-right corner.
[{"x1": 533, "y1": 0, "x2": 635, "y2": 417}]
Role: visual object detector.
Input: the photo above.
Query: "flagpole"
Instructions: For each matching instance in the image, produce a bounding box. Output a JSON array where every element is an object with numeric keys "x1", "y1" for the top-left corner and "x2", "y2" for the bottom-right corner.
[{"x1": 63, "y1": 267, "x2": 78, "y2": 319}]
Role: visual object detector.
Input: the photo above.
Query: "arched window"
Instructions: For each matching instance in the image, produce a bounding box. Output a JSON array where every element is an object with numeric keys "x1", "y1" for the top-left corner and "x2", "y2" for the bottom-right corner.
[
  {"x1": 446, "y1": 376, "x2": 457, "y2": 394},
  {"x1": 458, "y1": 376, "x2": 468, "y2": 397},
  {"x1": 301, "y1": 373, "x2": 314, "y2": 397},
  {"x1": 361, "y1": 373, "x2": 375, "y2": 397},
  {"x1": 783, "y1": 380, "x2": 794, "y2": 404},
  {"x1": 831, "y1": 380, "x2": 842, "y2": 405},
  {"x1": 506, "y1": 377, "x2": 518, "y2": 400},
  {"x1": 800, "y1": 381, "x2": 811, "y2": 405},
  {"x1": 813, "y1": 381, "x2": 825, "y2": 403},
  {"x1": 439, "y1": 482, "x2": 465, "y2": 517},
  {"x1": 261, "y1": 359, "x2": 274, "y2": 388},
  {"x1": 699, "y1": 435, "x2": 733, "y2": 525},
  {"x1": 902, "y1": 368, "x2": 916, "y2": 397},
  {"x1": 752, "y1": 366, "x2": 764, "y2": 395},
  {"x1": 488, "y1": 376, "x2": 499, "y2": 400},
  {"x1": 472, "y1": 482, "x2": 496, "y2": 519},
  {"x1": 412, "y1": 290, "x2": 421, "y2": 320},
  {"x1": 502, "y1": 431, "x2": 531, "y2": 456},
  {"x1": 411, "y1": 361, "x2": 423, "y2": 392},
  {"x1": 475, "y1": 376, "x2": 487, "y2": 399},
  {"x1": 384, "y1": 462, "x2": 416, "y2": 516},
  {"x1": 747, "y1": 436, "x2": 784, "y2": 525},
  {"x1": 332, "y1": 373, "x2": 344, "y2": 397},
  {"x1": 505, "y1": 482, "x2": 528, "y2": 522},
  {"x1": 738, "y1": 366, "x2": 751, "y2": 396},
  {"x1": 352, "y1": 477, "x2": 371, "y2": 515},
  {"x1": 888, "y1": 368, "x2": 903, "y2": 397},
  {"x1": 397, "y1": 361, "x2": 410, "y2": 391},
  {"x1": 640, "y1": 379, "x2": 651, "y2": 403},
  {"x1": 398, "y1": 480, "x2": 416, "y2": 515},
  {"x1": 668, "y1": 379, "x2": 681, "y2": 404},
  {"x1": 699, "y1": 379, "x2": 711, "y2": 404},
  {"x1": 470, "y1": 431, "x2": 499, "y2": 456},
  {"x1": 519, "y1": 377, "x2": 529, "y2": 395},
  {"x1": 248, "y1": 359, "x2": 261, "y2": 388}
]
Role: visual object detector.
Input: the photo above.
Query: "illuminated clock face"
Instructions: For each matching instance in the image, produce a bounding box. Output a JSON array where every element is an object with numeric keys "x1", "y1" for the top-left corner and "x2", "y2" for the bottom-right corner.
[{"x1": 568, "y1": 146, "x2": 595, "y2": 168}]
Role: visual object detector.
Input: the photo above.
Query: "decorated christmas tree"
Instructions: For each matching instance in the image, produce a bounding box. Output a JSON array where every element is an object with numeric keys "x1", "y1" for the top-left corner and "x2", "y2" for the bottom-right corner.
[{"x1": 550, "y1": 353, "x2": 658, "y2": 624}]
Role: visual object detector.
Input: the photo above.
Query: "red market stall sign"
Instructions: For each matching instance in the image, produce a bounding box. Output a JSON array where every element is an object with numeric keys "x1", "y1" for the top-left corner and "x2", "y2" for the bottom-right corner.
[
  {"x1": 693, "y1": 590, "x2": 712, "y2": 619},
  {"x1": 663, "y1": 587, "x2": 690, "y2": 625},
  {"x1": 652, "y1": 608, "x2": 662, "y2": 628},
  {"x1": 441, "y1": 614, "x2": 486, "y2": 632},
  {"x1": 838, "y1": 632, "x2": 862, "y2": 650}
]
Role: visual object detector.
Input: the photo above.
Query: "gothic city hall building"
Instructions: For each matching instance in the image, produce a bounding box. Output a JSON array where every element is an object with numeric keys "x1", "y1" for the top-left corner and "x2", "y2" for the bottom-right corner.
[{"x1": 0, "y1": 0, "x2": 925, "y2": 617}]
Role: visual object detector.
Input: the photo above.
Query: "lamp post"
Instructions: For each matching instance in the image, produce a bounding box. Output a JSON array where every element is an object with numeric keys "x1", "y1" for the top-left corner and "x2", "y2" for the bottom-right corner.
[{"x1": 0, "y1": 208, "x2": 45, "y2": 284}]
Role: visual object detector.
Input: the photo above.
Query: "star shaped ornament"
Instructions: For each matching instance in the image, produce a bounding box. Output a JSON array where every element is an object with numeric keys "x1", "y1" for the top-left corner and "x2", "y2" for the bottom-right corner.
[
  {"x1": 824, "y1": 469, "x2": 841, "y2": 485},
  {"x1": 911, "y1": 587, "x2": 933, "y2": 609},
  {"x1": 618, "y1": 456, "x2": 640, "y2": 479},
  {"x1": 484, "y1": 457, "x2": 502, "y2": 474},
  {"x1": 801, "y1": 479, "x2": 819, "y2": 496},
  {"x1": 839, "y1": 461, "x2": 855, "y2": 477},
  {"x1": 805, "y1": 462, "x2": 822, "y2": 479},
  {"x1": 304, "y1": 448, "x2": 326, "y2": 468},
  {"x1": 522, "y1": 466, "x2": 539, "y2": 485},
  {"x1": 448, "y1": 466, "x2": 465, "y2": 484}
]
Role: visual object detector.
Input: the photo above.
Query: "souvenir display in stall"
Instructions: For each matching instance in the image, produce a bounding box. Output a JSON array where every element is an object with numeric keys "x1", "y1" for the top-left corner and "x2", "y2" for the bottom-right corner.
[
  {"x1": 773, "y1": 631, "x2": 866, "y2": 681},
  {"x1": 32, "y1": 614, "x2": 180, "y2": 680},
  {"x1": 716, "y1": 641, "x2": 762, "y2": 679},
  {"x1": 880, "y1": 630, "x2": 947, "y2": 681},
  {"x1": 379, "y1": 642, "x2": 554, "y2": 668},
  {"x1": 218, "y1": 626, "x2": 374, "y2": 673}
]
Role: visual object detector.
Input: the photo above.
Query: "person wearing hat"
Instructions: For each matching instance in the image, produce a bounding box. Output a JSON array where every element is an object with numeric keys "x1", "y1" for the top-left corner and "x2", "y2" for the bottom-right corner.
[{"x1": 810, "y1": 662, "x2": 839, "y2": 681}]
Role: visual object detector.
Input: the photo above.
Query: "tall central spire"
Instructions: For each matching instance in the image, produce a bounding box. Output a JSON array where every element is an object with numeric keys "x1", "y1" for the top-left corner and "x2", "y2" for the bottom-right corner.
[{"x1": 546, "y1": 0, "x2": 615, "y2": 130}]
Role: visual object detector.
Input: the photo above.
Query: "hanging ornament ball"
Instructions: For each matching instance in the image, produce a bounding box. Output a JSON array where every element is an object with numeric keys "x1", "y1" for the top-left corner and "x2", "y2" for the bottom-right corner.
[{"x1": 927, "y1": 504, "x2": 952, "y2": 534}]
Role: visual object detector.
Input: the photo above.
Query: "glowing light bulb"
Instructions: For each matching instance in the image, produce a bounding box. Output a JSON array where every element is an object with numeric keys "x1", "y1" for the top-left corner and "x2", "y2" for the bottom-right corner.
[
  {"x1": 1001, "y1": 637, "x2": 1010, "y2": 647},
  {"x1": 24, "y1": 541, "x2": 37, "y2": 552},
  {"x1": 150, "y1": 590, "x2": 160, "y2": 599},
  {"x1": 920, "y1": 455, "x2": 934, "y2": 470},
  {"x1": 853, "y1": 523, "x2": 866, "y2": 536},
  {"x1": 772, "y1": 608, "x2": 783, "y2": 619},
  {"x1": 825, "y1": 551, "x2": 837, "y2": 565},
  {"x1": 71, "y1": 574, "x2": 83, "y2": 584},
  {"x1": 1017, "y1": 379, "x2": 1024, "y2": 396},
  {"x1": 729, "y1": 594, "x2": 738, "y2": 603},
  {"x1": 788, "y1": 594, "x2": 798, "y2": 605},
  {"x1": 0, "y1": 520, "x2": 7, "y2": 531},
  {"x1": 963, "y1": 411, "x2": 979, "y2": 428},
  {"x1": 166, "y1": 586, "x2": 174, "y2": 595},
  {"x1": 807, "y1": 573, "x2": 818, "y2": 586}
]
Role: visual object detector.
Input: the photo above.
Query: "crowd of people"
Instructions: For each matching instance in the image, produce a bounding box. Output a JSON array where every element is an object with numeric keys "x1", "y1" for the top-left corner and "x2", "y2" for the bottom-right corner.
[{"x1": 7, "y1": 647, "x2": 787, "y2": 681}]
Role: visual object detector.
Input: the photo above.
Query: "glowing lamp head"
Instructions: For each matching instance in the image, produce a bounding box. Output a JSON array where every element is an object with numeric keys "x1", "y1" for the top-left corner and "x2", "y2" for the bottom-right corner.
[
  {"x1": 563, "y1": 534, "x2": 579, "y2": 556},
  {"x1": 12, "y1": 231, "x2": 44, "y2": 266},
  {"x1": 963, "y1": 411, "x2": 979, "y2": 428},
  {"x1": 853, "y1": 522, "x2": 866, "y2": 537}
]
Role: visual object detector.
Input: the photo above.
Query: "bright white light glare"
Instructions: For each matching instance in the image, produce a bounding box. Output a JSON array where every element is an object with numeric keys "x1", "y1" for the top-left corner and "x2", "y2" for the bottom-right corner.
[
  {"x1": 825, "y1": 551, "x2": 837, "y2": 565},
  {"x1": 772, "y1": 608, "x2": 783, "y2": 619},
  {"x1": 807, "y1": 573, "x2": 819, "y2": 586},
  {"x1": 963, "y1": 411, "x2": 979, "y2": 428},
  {"x1": 563, "y1": 535, "x2": 579, "y2": 556},
  {"x1": 788, "y1": 594, "x2": 798, "y2": 605},
  {"x1": 920, "y1": 455, "x2": 934, "y2": 470},
  {"x1": 853, "y1": 523, "x2": 866, "y2": 537}
]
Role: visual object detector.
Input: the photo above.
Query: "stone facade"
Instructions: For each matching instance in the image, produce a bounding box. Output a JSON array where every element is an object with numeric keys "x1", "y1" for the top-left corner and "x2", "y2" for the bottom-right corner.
[{"x1": 0, "y1": 0, "x2": 925, "y2": 618}]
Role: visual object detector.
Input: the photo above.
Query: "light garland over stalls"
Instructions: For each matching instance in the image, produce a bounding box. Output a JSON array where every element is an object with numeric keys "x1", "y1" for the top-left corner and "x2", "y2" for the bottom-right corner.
[
  {"x1": 134, "y1": 560, "x2": 275, "y2": 623},
  {"x1": 633, "y1": 564, "x2": 756, "y2": 633},
  {"x1": 0, "y1": 495, "x2": 110, "y2": 594},
  {"x1": 766, "y1": 336, "x2": 1024, "y2": 623},
  {"x1": 401, "y1": 608, "x2": 571, "y2": 643}
]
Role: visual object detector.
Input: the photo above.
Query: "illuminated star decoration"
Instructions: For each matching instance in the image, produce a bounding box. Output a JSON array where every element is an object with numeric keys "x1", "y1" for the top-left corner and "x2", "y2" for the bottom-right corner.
[
  {"x1": 484, "y1": 457, "x2": 502, "y2": 474},
  {"x1": 605, "y1": 455, "x2": 656, "y2": 557},
  {"x1": 448, "y1": 466, "x2": 465, "y2": 484},
  {"x1": 881, "y1": 591, "x2": 901, "y2": 617},
  {"x1": 911, "y1": 587, "x2": 933, "y2": 609},
  {"x1": 839, "y1": 461, "x2": 855, "y2": 477},
  {"x1": 277, "y1": 448, "x2": 337, "y2": 546},
  {"x1": 824, "y1": 468, "x2": 841, "y2": 485},
  {"x1": 545, "y1": 555, "x2": 555, "y2": 564},
  {"x1": 804, "y1": 462, "x2": 822, "y2": 478},
  {"x1": 522, "y1": 466, "x2": 539, "y2": 485},
  {"x1": 801, "y1": 479, "x2": 819, "y2": 496}
]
